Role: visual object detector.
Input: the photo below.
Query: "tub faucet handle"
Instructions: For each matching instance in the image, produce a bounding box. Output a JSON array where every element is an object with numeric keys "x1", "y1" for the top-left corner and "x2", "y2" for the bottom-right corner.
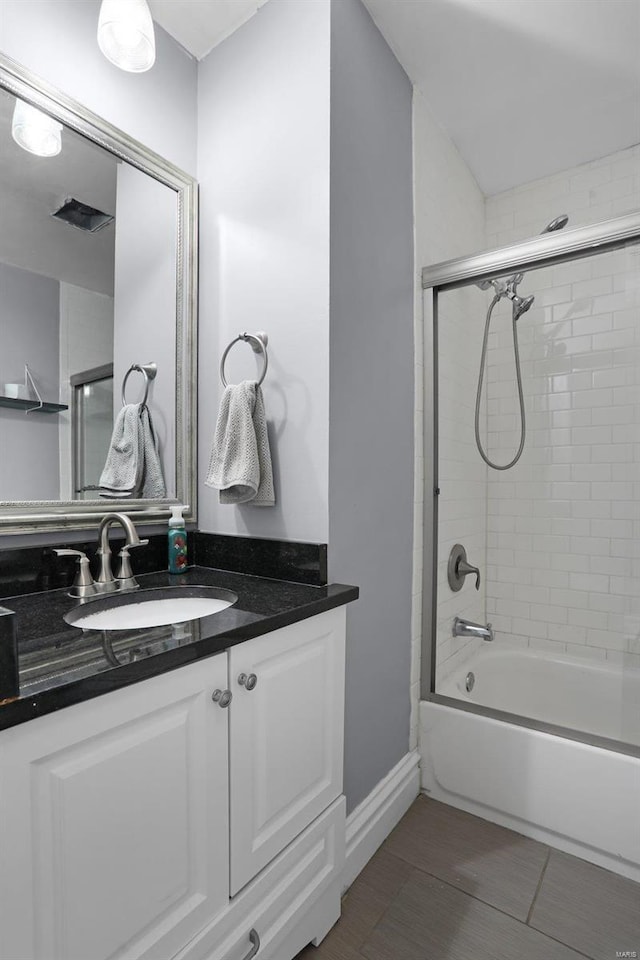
[
  {"x1": 458, "y1": 559, "x2": 481, "y2": 590},
  {"x1": 448, "y1": 544, "x2": 481, "y2": 592}
]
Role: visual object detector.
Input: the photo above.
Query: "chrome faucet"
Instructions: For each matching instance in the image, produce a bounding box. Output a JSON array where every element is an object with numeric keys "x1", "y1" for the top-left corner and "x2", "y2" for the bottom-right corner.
[
  {"x1": 95, "y1": 513, "x2": 149, "y2": 592},
  {"x1": 453, "y1": 617, "x2": 494, "y2": 642},
  {"x1": 53, "y1": 513, "x2": 149, "y2": 599}
]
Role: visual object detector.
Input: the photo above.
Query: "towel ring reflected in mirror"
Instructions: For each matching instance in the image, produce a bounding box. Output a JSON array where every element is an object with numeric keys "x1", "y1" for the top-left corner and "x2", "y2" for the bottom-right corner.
[
  {"x1": 220, "y1": 332, "x2": 269, "y2": 388},
  {"x1": 121, "y1": 362, "x2": 158, "y2": 407}
]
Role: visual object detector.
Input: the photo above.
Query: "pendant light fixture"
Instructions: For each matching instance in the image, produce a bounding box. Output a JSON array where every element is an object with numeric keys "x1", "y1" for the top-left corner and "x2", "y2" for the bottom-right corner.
[
  {"x1": 97, "y1": 0, "x2": 156, "y2": 73},
  {"x1": 11, "y1": 99, "x2": 63, "y2": 157}
]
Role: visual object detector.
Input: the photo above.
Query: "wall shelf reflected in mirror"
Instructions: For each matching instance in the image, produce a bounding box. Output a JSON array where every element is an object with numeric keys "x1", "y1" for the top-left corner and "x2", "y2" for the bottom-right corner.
[{"x1": 0, "y1": 397, "x2": 68, "y2": 414}]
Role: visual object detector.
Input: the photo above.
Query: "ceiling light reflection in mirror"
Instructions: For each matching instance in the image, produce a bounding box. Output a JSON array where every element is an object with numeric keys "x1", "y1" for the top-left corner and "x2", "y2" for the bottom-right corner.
[{"x1": 11, "y1": 99, "x2": 62, "y2": 157}]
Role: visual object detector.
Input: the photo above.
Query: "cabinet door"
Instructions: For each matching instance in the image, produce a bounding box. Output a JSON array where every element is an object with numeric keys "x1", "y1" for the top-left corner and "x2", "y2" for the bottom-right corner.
[
  {"x1": 229, "y1": 607, "x2": 346, "y2": 894},
  {"x1": 0, "y1": 656, "x2": 230, "y2": 960}
]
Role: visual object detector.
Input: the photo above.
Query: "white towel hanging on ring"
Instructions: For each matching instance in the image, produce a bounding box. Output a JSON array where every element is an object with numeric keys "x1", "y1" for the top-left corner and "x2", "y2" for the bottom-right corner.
[{"x1": 205, "y1": 381, "x2": 275, "y2": 506}]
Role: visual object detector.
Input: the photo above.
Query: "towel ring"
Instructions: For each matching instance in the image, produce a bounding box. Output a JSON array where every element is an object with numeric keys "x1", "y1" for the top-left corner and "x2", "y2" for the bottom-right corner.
[
  {"x1": 220, "y1": 332, "x2": 269, "y2": 387},
  {"x1": 121, "y1": 362, "x2": 157, "y2": 407}
]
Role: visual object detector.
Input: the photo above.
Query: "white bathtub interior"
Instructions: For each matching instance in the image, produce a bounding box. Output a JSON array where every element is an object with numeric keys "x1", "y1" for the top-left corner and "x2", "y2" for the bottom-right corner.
[{"x1": 438, "y1": 645, "x2": 640, "y2": 747}]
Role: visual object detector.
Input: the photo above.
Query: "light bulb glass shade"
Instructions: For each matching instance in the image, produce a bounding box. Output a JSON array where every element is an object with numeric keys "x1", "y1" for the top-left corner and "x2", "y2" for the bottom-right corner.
[
  {"x1": 98, "y1": 0, "x2": 156, "y2": 72},
  {"x1": 11, "y1": 99, "x2": 63, "y2": 157}
]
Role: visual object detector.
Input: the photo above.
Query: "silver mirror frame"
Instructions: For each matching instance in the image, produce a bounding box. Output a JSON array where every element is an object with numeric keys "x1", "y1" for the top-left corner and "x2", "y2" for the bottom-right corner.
[{"x1": 0, "y1": 53, "x2": 198, "y2": 534}]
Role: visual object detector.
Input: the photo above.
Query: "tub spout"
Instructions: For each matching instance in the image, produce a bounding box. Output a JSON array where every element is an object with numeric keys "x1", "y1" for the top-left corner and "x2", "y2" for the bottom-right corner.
[{"x1": 453, "y1": 617, "x2": 494, "y2": 642}]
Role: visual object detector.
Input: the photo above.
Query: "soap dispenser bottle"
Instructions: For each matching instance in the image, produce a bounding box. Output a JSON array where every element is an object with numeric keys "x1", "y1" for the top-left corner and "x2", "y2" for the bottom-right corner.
[{"x1": 168, "y1": 505, "x2": 188, "y2": 574}]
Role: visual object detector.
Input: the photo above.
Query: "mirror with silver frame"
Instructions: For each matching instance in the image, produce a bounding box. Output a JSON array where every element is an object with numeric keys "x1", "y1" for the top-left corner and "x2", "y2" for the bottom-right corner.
[{"x1": 0, "y1": 53, "x2": 197, "y2": 534}]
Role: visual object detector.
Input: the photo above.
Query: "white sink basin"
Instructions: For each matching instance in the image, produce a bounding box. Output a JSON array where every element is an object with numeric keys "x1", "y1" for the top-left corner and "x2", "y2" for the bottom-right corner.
[{"x1": 64, "y1": 587, "x2": 237, "y2": 631}]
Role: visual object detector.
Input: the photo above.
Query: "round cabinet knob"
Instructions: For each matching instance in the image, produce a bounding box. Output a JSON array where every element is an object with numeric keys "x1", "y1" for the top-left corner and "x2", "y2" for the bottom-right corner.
[
  {"x1": 238, "y1": 672, "x2": 258, "y2": 691},
  {"x1": 212, "y1": 689, "x2": 232, "y2": 708}
]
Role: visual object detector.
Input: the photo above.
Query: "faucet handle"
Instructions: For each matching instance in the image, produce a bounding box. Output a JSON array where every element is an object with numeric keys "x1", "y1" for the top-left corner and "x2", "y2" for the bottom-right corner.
[
  {"x1": 458, "y1": 559, "x2": 481, "y2": 590},
  {"x1": 448, "y1": 544, "x2": 482, "y2": 592},
  {"x1": 53, "y1": 549, "x2": 97, "y2": 598},
  {"x1": 114, "y1": 543, "x2": 146, "y2": 590}
]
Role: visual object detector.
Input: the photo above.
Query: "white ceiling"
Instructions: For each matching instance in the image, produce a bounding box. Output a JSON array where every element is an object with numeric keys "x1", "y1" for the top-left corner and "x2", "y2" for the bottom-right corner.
[
  {"x1": 359, "y1": 0, "x2": 640, "y2": 195},
  {"x1": 148, "y1": 0, "x2": 269, "y2": 61},
  {"x1": 150, "y1": 0, "x2": 640, "y2": 197}
]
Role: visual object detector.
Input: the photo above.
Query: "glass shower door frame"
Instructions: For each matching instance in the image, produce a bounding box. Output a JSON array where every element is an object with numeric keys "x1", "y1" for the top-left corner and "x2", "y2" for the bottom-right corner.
[
  {"x1": 420, "y1": 210, "x2": 640, "y2": 756},
  {"x1": 71, "y1": 363, "x2": 114, "y2": 501}
]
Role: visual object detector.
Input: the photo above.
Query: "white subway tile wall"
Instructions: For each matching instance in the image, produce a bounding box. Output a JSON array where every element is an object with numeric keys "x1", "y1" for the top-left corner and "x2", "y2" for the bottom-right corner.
[
  {"x1": 486, "y1": 146, "x2": 640, "y2": 250},
  {"x1": 482, "y1": 145, "x2": 640, "y2": 664}
]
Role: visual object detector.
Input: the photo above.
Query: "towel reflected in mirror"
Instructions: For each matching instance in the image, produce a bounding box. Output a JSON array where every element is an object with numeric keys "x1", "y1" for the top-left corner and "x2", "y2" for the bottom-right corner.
[{"x1": 99, "y1": 403, "x2": 166, "y2": 499}]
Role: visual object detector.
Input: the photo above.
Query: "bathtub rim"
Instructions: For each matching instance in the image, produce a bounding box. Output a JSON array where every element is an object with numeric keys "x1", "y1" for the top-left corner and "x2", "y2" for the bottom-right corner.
[{"x1": 426, "y1": 691, "x2": 640, "y2": 761}]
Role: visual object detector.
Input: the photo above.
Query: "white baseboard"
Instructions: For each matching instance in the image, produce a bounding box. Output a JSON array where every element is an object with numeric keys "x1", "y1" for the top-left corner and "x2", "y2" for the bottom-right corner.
[{"x1": 343, "y1": 751, "x2": 420, "y2": 892}]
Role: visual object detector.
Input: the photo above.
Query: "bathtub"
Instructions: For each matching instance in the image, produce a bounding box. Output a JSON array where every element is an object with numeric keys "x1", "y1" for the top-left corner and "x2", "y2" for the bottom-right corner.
[{"x1": 420, "y1": 646, "x2": 640, "y2": 882}]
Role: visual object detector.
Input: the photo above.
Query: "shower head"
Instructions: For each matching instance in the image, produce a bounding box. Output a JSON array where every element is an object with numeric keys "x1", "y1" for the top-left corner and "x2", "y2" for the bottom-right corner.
[
  {"x1": 541, "y1": 214, "x2": 569, "y2": 234},
  {"x1": 512, "y1": 294, "x2": 534, "y2": 319}
]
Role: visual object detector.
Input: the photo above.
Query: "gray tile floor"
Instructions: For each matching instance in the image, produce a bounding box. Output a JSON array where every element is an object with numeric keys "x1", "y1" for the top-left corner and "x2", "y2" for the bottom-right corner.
[{"x1": 297, "y1": 796, "x2": 640, "y2": 960}]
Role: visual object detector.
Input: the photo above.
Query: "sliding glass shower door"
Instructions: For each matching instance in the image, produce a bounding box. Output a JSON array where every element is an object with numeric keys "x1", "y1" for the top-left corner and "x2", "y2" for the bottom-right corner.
[{"x1": 424, "y1": 218, "x2": 640, "y2": 751}]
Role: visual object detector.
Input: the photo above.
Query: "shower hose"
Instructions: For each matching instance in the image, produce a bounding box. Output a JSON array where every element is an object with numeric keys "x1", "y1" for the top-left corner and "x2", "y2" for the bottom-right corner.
[{"x1": 474, "y1": 294, "x2": 526, "y2": 470}]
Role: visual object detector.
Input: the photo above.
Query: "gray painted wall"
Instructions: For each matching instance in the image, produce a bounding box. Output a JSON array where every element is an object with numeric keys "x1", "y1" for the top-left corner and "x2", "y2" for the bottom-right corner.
[
  {"x1": 196, "y1": 0, "x2": 331, "y2": 543},
  {"x1": 329, "y1": 0, "x2": 415, "y2": 812},
  {"x1": 0, "y1": 262, "x2": 60, "y2": 500}
]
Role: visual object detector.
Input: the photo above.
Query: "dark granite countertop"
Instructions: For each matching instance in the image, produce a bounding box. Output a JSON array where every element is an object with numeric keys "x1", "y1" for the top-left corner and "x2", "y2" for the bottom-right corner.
[{"x1": 0, "y1": 565, "x2": 358, "y2": 731}]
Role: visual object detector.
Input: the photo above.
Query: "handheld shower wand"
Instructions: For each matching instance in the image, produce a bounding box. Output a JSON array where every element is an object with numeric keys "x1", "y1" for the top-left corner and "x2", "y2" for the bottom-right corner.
[{"x1": 474, "y1": 214, "x2": 568, "y2": 470}]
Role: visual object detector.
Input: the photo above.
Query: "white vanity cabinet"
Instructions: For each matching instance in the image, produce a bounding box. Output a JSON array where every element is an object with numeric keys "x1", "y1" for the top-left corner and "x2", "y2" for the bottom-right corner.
[
  {"x1": 0, "y1": 653, "x2": 230, "y2": 960},
  {"x1": 229, "y1": 608, "x2": 345, "y2": 894},
  {"x1": 0, "y1": 606, "x2": 347, "y2": 960}
]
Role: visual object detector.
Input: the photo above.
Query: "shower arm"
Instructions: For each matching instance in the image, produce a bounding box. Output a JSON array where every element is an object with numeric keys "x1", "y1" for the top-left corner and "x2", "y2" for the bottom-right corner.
[
  {"x1": 476, "y1": 277, "x2": 507, "y2": 296},
  {"x1": 475, "y1": 212, "x2": 568, "y2": 298},
  {"x1": 477, "y1": 274, "x2": 523, "y2": 301}
]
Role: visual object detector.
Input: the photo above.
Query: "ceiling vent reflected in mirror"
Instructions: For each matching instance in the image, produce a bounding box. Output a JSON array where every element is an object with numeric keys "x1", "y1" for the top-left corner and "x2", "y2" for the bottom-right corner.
[{"x1": 52, "y1": 198, "x2": 114, "y2": 233}]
